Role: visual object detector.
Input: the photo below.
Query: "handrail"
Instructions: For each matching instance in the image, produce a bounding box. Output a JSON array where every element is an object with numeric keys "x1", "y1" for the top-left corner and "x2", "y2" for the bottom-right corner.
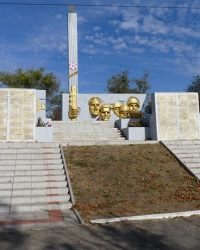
[{"x1": 59, "y1": 144, "x2": 75, "y2": 204}]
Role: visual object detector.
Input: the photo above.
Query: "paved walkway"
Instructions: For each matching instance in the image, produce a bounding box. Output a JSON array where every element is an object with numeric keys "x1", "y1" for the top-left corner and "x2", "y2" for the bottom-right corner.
[{"x1": 0, "y1": 209, "x2": 80, "y2": 232}]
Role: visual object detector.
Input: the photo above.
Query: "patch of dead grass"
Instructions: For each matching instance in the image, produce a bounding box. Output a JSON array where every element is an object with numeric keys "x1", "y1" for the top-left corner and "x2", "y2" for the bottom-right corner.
[{"x1": 64, "y1": 143, "x2": 200, "y2": 222}]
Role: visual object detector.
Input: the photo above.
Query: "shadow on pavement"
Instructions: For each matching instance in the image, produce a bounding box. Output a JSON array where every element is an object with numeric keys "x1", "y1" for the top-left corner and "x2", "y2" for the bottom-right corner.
[
  {"x1": 0, "y1": 200, "x2": 29, "y2": 250},
  {"x1": 0, "y1": 211, "x2": 200, "y2": 250}
]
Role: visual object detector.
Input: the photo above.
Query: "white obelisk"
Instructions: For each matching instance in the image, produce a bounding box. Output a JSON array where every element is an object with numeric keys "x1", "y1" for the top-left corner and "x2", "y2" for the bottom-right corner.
[{"x1": 68, "y1": 6, "x2": 78, "y2": 93}]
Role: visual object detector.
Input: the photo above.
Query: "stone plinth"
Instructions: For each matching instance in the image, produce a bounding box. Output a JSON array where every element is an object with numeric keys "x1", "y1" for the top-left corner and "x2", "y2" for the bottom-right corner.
[
  {"x1": 122, "y1": 127, "x2": 150, "y2": 140},
  {"x1": 35, "y1": 127, "x2": 52, "y2": 142}
]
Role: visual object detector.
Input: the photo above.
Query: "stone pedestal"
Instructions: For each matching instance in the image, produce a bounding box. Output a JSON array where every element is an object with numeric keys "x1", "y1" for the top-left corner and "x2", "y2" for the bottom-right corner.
[{"x1": 122, "y1": 127, "x2": 150, "y2": 140}]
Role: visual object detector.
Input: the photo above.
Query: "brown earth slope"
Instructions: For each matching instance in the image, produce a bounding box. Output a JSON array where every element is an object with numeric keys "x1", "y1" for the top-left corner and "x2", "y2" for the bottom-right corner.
[{"x1": 64, "y1": 143, "x2": 200, "y2": 223}]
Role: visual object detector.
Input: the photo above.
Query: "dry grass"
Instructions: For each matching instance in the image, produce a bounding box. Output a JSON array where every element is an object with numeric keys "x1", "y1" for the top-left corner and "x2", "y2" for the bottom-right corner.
[{"x1": 64, "y1": 143, "x2": 200, "y2": 223}]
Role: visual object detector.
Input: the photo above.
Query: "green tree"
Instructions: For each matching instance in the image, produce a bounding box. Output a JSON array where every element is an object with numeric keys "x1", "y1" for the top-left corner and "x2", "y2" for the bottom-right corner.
[
  {"x1": 132, "y1": 71, "x2": 151, "y2": 94},
  {"x1": 106, "y1": 70, "x2": 151, "y2": 94},
  {"x1": 0, "y1": 67, "x2": 61, "y2": 119},
  {"x1": 185, "y1": 75, "x2": 200, "y2": 92},
  {"x1": 106, "y1": 70, "x2": 152, "y2": 114},
  {"x1": 185, "y1": 75, "x2": 200, "y2": 110},
  {"x1": 107, "y1": 70, "x2": 133, "y2": 93}
]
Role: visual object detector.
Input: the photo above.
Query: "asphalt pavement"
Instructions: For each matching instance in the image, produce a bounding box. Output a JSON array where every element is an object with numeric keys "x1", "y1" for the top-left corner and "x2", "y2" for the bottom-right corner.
[{"x1": 0, "y1": 215, "x2": 200, "y2": 250}]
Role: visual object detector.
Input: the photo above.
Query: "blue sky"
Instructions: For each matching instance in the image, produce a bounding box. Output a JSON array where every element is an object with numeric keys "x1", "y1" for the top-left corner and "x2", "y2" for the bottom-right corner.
[{"x1": 0, "y1": 0, "x2": 200, "y2": 94}]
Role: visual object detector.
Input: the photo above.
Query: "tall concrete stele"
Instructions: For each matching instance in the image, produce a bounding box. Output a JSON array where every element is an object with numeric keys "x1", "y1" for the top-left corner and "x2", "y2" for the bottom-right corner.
[
  {"x1": 67, "y1": 5, "x2": 79, "y2": 121},
  {"x1": 68, "y1": 5, "x2": 78, "y2": 92}
]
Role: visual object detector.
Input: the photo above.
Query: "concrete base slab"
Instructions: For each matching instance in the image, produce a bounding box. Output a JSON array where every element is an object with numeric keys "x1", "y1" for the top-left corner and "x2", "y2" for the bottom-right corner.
[{"x1": 91, "y1": 210, "x2": 200, "y2": 224}]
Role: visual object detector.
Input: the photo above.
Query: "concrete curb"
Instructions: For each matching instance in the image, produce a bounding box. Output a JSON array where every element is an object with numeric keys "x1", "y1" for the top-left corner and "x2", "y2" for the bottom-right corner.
[
  {"x1": 73, "y1": 209, "x2": 84, "y2": 224},
  {"x1": 91, "y1": 210, "x2": 200, "y2": 224}
]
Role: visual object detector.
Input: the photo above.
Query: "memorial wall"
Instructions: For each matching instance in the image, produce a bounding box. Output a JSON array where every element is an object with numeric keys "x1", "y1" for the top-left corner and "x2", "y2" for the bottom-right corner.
[
  {"x1": 150, "y1": 93, "x2": 200, "y2": 140},
  {"x1": 0, "y1": 89, "x2": 36, "y2": 141}
]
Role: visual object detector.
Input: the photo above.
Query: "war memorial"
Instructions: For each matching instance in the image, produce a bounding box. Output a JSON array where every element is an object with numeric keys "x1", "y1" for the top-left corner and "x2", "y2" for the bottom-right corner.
[
  {"x1": 62, "y1": 10, "x2": 200, "y2": 142},
  {"x1": 0, "y1": 9, "x2": 199, "y2": 143},
  {"x1": 0, "y1": 6, "x2": 199, "y2": 232}
]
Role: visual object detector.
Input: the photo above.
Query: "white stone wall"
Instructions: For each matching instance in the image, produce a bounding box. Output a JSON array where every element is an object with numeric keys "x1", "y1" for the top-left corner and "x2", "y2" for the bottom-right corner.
[
  {"x1": 151, "y1": 93, "x2": 200, "y2": 140},
  {"x1": 62, "y1": 93, "x2": 147, "y2": 121},
  {"x1": 0, "y1": 89, "x2": 36, "y2": 141}
]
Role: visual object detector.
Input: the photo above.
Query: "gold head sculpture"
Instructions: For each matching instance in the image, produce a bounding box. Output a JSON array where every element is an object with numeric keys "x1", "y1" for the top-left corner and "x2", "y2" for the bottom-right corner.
[
  {"x1": 112, "y1": 102, "x2": 123, "y2": 117},
  {"x1": 88, "y1": 97, "x2": 101, "y2": 116},
  {"x1": 126, "y1": 96, "x2": 140, "y2": 116},
  {"x1": 119, "y1": 105, "x2": 130, "y2": 119},
  {"x1": 99, "y1": 104, "x2": 111, "y2": 121}
]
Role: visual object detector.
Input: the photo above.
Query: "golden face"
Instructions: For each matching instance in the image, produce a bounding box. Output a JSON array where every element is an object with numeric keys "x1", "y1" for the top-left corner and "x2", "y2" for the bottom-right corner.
[
  {"x1": 68, "y1": 107, "x2": 80, "y2": 121},
  {"x1": 119, "y1": 105, "x2": 130, "y2": 119},
  {"x1": 99, "y1": 105, "x2": 111, "y2": 121},
  {"x1": 112, "y1": 102, "x2": 123, "y2": 117},
  {"x1": 127, "y1": 97, "x2": 140, "y2": 113},
  {"x1": 88, "y1": 97, "x2": 101, "y2": 116}
]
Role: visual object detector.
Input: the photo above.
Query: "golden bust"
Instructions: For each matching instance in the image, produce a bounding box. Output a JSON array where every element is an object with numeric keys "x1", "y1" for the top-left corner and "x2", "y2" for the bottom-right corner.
[
  {"x1": 112, "y1": 102, "x2": 123, "y2": 117},
  {"x1": 68, "y1": 107, "x2": 80, "y2": 121},
  {"x1": 119, "y1": 105, "x2": 130, "y2": 119},
  {"x1": 126, "y1": 96, "x2": 140, "y2": 116},
  {"x1": 88, "y1": 97, "x2": 101, "y2": 116},
  {"x1": 99, "y1": 104, "x2": 111, "y2": 121}
]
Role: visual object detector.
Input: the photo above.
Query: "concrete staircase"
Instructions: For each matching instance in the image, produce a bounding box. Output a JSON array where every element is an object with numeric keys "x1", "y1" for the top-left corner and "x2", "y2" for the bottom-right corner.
[
  {"x1": 161, "y1": 140, "x2": 200, "y2": 180},
  {"x1": 52, "y1": 121, "x2": 126, "y2": 146},
  {"x1": 0, "y1": 142, "x2": 72, "y2": 213}
]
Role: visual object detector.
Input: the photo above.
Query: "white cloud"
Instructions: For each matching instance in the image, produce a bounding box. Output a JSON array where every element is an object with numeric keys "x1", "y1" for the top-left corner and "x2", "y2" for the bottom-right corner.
[
  {"x1": 172, "y1": 26, "x2": 200, "y2": 39},
  {"x1": 94, "y1": 26, "x2": 101, "y2": 31},
  {"x1": 166, "y1": 56, "x2": 200, "y2": 77},
  {"x1": 108, "y1": 20, "x2": 121, "y2": 26},
  {"x1": 94, "y1": 39, "x2": 108, "y2": 46},
  {"x1": 120, "y1": 19, "x2": 139, "y2": 30},
  {"x1": 78, "y1": 16, "x2": 87, "y2": 24},
  {"x1": 141, "y1": 15, "x2": 170, "y2": 35},
  {"x1": 113, "y1": 42, "x2": 127, "y2": 50},
  {"x1": 85, "y1": 35, "x2": 94, "y2": 41},
  {"x1": 56, "y1": 14, "x2": 63, "y2": 20},
  {"x1": 81, "y1": 47, "x2": 96, "y2": 54}
]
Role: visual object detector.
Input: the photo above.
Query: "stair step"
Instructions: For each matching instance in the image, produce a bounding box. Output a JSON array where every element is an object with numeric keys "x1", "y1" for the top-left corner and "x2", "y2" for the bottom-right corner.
[
  {"x1": 1, "y1": 187, "x2": 69, "y2": 196},
  {"x1": 162, "y1": 140, "x2": 200, "y2": 181},
  {"x1": 0, "y1": 180, "x2": 67, "y2": 189},
  {"x1": 175, "y1": 153, "x2": 200, "y2": 157},
  {"x1": 0, "y1": 142, "x2": 60, "y2": 149},
  {"x1": 51, "y1": 120, "x2": 124, "y2": 144},
  {"x1": 0, "y1": 159, "x2": 62, "y2": 165},
  {"x1": 0, "y1": 174, "x2": 66, "y2": 182},
  {"x1": 1, "y1": 193, "x2": 70, "y2": 204},
  {"x1": 168, "y1": 146, "x2": 200, "y2": 150},
  {"x1": 0, "y1": 153, "x2": 61, "y2": 160},
  {"x1": 0, "y1": 142, "x2": 72, "y2": 215},
  {"x1": 0, "y1": 169, "x2": 64, "y2": 176},
  {"x1": 0, "y1": 201, "x2": 72, "y2": 213},
  {"x1": 0, "y1": 148, "x2": 60, "y2": 154},
  {"x1": 189, "y1": 168, "x2": 200, "y2": 174},
  {"x1": 0, "y1": 164, "x2": 64, "y2": 171},
  {"x1": 180, "y1": 157, "x2": 200, "y2": 162}
]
